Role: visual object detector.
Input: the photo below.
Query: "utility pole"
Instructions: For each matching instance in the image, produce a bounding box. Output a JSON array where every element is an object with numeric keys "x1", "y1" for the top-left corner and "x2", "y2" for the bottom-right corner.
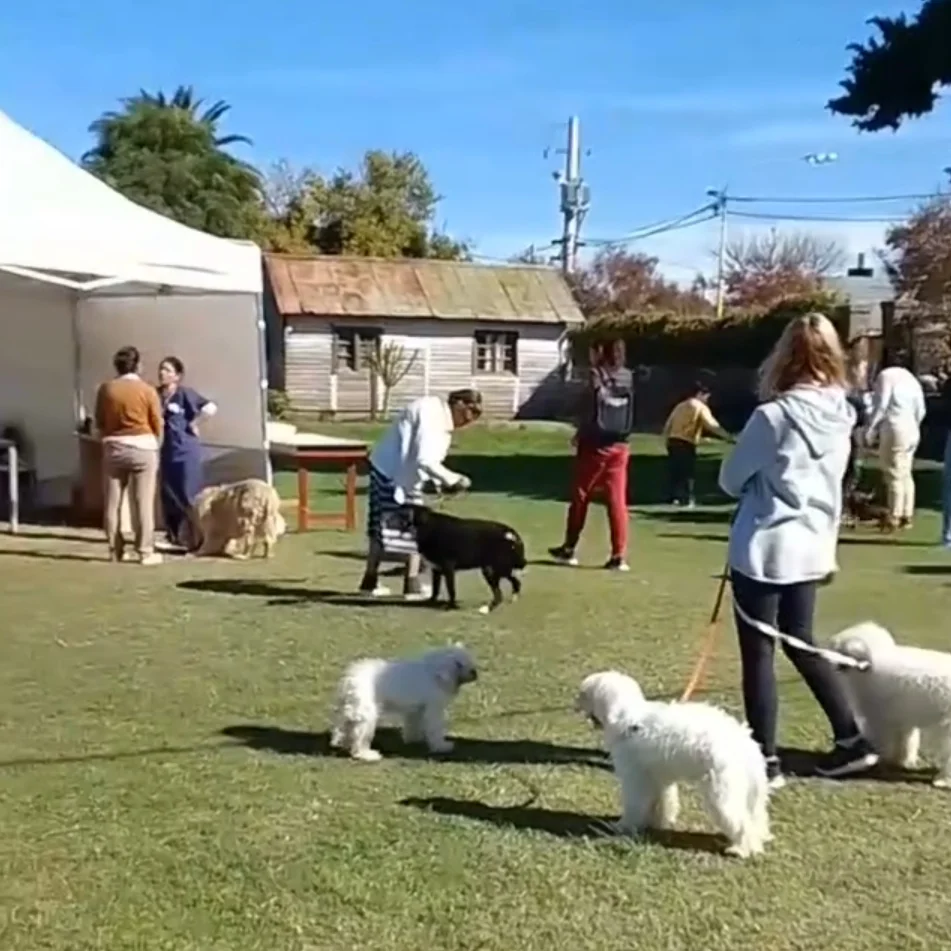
[
  {"x1": 707, "y1": 187, "x2": 729, "y2": 318},
  {"x1": 551, "y1": 116, "x2": 589, "y2": 274}
]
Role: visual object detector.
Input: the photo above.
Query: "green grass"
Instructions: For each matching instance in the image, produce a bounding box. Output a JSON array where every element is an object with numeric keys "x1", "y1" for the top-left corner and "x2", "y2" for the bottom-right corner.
[{"x1": 1, "y1": 424, "x2": 950, "y2": 950}]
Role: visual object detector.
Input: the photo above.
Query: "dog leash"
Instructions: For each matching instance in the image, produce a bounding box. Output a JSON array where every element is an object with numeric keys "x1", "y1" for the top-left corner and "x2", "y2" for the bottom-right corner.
[{"x1": 678, "y1": 563, "x2": 729, "y2": 701}]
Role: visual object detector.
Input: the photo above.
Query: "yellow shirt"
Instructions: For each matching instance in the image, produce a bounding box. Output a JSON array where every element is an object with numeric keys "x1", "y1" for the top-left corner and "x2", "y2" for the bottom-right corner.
[{"x1": 662, "y1": 397, "x2": 721, "y2": 445}]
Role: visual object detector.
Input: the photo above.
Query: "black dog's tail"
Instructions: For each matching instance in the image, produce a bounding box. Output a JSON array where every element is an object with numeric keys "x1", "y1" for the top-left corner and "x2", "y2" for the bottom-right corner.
[{"x1": 504, "y1": 530, "x2": 527, "y2": 570}]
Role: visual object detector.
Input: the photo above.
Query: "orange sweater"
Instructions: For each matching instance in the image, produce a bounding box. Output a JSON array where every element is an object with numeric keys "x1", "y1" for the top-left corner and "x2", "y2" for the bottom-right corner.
[{"x1": 95, "y1": 377, "x2": 163, "y2": 440}]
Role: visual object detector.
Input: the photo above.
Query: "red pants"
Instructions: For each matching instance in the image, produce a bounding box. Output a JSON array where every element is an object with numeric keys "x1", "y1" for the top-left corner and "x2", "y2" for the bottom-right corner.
[{"x1": 564, "y1": 442, "x2": 630, "y2": 557}]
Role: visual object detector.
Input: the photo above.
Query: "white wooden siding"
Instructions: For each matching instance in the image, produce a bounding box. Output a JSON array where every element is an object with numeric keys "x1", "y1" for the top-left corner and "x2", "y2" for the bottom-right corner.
[
  {"x1": 283, "y1": 317, "x2": 567, "y2": 418},
  {"x1": 284, "y1": 319, "x2": 333, "y2": 411}
]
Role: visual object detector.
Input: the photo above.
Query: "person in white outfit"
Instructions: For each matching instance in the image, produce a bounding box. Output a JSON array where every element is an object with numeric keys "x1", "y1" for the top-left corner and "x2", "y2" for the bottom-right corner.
[
  {"x1": 865, "y1": 355, "x2": 926, "y2": 530},
  {"x1": 358, "y1": 390, "x2": 482, "y2": 600}
]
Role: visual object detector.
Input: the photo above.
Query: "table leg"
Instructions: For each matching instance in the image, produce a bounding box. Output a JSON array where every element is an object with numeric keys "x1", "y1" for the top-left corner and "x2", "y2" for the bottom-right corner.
[
  {"x1": 296, "y1": 464, "x2": 309, "y2": 533},
  {"x1": 345, "y1": 462, "x2": 357, "y2": 532},
  {"x1": 6, "y1": 444, "x2": 18, "y2": 535}
]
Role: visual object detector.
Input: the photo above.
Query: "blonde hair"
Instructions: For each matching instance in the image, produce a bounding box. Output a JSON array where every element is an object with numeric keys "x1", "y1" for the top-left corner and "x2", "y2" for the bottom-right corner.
[{"x1": 757, "y1": 312, "x2": 847, "y2": 402}]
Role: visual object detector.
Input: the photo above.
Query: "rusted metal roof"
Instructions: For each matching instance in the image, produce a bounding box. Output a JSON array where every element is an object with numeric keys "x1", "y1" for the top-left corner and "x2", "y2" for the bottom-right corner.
[{"x1": 264, "y1": 253, "x2": 584, "y2": 325}]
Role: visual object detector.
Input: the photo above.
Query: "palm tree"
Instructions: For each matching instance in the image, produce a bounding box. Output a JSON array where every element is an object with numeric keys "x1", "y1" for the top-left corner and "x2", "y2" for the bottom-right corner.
[{"x1": 83, "y1": 85, "x2": 251, "y2": 163}]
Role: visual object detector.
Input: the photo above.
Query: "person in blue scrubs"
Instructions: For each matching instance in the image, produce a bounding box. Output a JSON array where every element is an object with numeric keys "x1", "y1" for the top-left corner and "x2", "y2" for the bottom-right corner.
[{"x1": 157, "y1": 356, "x2": 217, "y2": 547}]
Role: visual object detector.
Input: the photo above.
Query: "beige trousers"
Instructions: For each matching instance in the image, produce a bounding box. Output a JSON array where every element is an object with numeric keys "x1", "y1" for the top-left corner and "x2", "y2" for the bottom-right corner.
[
  {"x1": 103, "y1": 442, "x2": 159, "y2": 557},
  {"x1": 878, "y1": 424, "x2": 918, "y2": 523}
]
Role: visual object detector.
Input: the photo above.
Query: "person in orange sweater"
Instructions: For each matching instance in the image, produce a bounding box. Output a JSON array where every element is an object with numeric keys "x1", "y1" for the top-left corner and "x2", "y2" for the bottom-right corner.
[
  {"x1": 661, "y1": 381, "x2": 732, "y2": 508},
  {"x1": 95, "y1": 346, "x2": 164, "y2": 564}
]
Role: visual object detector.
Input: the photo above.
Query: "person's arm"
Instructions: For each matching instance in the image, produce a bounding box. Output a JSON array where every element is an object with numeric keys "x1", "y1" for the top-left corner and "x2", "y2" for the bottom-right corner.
[
  {"x1": 913, "y1": 380, "x2": 927, "y2": 427},
  {"x1": 865, "y1": 372, "x2": 890, "y2": 436},
  {"x1": 661, "y1": 407, "x2": 674, "y2": 439},
  {"x1": 185, "y1": 388, "x2": 217, "y2": 435},
  {"x1": 416, "y1": 405, "x2": 465, "y2": 488},
  {"x1": 94, "y1": 384, "x2": 107, "y2": 436},
  {"x1": 147, "y1": 387, "x2": 163, "y2": 441},
  {"x1": 718, "y1": 407, "x2": 775, "y2": 498},
  {"x1": 698, "y1": 402, "x2": 732, "y2": 441}
]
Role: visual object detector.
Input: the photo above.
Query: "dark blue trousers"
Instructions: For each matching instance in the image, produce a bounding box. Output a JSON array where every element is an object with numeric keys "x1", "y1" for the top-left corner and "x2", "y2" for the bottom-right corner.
[{"x1": 160, "y1": 450, "x2": 203, "y2": 543}]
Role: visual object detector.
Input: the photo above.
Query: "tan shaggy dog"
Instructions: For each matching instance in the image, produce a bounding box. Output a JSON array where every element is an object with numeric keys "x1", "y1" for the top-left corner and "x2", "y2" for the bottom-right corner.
[{"x1": 188, "y1": 478, "x2": 286, "y2": 559}]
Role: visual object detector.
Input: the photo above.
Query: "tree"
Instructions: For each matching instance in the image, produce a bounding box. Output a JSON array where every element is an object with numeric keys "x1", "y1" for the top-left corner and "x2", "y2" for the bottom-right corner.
[
  {"x1": 260, "y1": 151, "x2": 469, "y2": 260},
  {"x1": 366, "y1": 341, "x2": 420, "y2": 418},
  {"x1": 829, "y1": 0, "x2": 951, "y2": 130},
  {"x1": 83, "y1": 87, "x2": 262, "y2": 239},
  {"x1": 568, "y1": 249, "x2": 712, "y2": 318},
  {"x1": 509, "y1": 245, "x2": 550, "y2": 265},
  {"x1": 884, "y1": 195, "x2": 951, "y2": 302},
  {"x1": 723, "y1": 230, "x2": 845, "y2": 310}
]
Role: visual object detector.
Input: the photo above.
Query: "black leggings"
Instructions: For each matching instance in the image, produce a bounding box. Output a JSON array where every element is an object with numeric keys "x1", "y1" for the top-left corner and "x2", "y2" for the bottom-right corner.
[
  {"x1": 730, "y1": 570, "x2": 859, "y2": 759},
  {"x1": 666, "y1": 438, "x2": 697, "y2": 503}
]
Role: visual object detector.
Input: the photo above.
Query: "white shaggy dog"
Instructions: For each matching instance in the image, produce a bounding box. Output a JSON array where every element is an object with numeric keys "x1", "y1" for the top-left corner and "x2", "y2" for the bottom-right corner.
[
  {"x1": 830, "y1": 622, "x2": 951, "y2": 787},
  {"x1": 330, "y1": 644, "x2": 478, "y2": 762},
  {"x1": 576, "y1": 671, "x2": 771, "y2": 858}
]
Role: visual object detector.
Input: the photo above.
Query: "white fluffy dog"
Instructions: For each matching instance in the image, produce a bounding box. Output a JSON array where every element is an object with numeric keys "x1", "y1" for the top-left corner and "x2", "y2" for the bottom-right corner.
[
  {"x1": 830, "y1": 622, "x2": 951, "y2": 787},
  {"x1": 576, "y1": 671, "x2": 771, "y2": 858},
  {"x1": 330, "y1": 644, "x2": 478, "y2": 762}
]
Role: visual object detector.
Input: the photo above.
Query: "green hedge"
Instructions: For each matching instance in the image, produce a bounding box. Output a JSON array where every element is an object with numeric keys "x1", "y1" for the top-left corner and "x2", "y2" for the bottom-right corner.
[{"x1": 569, "y1": 297, "x2": 848, "y2": 368}]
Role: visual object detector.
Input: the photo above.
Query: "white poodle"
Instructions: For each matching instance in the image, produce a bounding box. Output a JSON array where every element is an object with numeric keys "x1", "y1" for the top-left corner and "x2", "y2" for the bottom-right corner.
[
  {"x1": 330, "y1": 644, "x2": 478, "y2": 762},
  {"x1": 576, "y1": 671, "x2": 771, "y2": 859},
  {"x1": 830, "y1": 622, "x2": 951, "y2": 787}
]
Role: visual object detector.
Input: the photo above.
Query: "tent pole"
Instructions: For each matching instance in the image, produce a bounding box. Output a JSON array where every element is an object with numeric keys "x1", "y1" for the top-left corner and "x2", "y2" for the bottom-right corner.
[
  {"x1": 254, "y1": 293, "x2": 272, "y2": 485},
  {"x1": 71, "y1": 292, "x2": 84, "y2": 426}
]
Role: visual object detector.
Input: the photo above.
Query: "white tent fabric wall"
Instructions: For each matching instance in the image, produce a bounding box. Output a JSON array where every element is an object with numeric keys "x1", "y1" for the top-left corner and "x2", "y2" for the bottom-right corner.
[
  {"x1": 0, "y1": 271, "x2": 79, "y2": 502},
  {"x1": 0, "y1": 108, "x2": 269, "y2": 510},
  {"x1": 76, "y1": 293, "x2": 269, "y2": 489}
]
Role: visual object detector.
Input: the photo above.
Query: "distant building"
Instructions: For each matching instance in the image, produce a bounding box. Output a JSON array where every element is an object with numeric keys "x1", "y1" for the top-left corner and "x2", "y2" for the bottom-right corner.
[
  {"x1": 263, "y1": 254, "x2": 584, "y2": 418},
  {"x1": 824, "y1": 252, "x2": 897, "y2": 342}
]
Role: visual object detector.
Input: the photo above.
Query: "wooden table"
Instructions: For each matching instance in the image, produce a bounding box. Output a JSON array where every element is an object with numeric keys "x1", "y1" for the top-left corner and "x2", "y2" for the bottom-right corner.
[{"x1": 270, "y1": 434, "x2": 369, "y2": 533}]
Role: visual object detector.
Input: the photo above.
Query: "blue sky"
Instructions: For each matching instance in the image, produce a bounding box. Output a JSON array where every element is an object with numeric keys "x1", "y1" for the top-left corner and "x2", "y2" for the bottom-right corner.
[{"x1": 2, "y1": 0, "x2": 948, "y2": 281}]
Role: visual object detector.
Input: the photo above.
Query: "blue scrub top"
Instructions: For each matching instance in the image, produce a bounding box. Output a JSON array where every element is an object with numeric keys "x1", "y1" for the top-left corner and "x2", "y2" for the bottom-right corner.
[{"x1": 160, "y1": 386, "x2": 208, "y2": 462}]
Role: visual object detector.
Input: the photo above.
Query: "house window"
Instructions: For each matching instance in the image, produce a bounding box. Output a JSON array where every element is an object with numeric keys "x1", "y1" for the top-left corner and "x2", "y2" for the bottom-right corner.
[
  {"x1": 333, "y1": 327, "x2": 380, "y2": 372},
  {"x1": 474, "y1": 330, "x2": 518, "y2": 374}
]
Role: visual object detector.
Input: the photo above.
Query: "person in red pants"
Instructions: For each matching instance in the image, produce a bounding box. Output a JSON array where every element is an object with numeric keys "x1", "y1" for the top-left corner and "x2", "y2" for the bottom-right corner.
[{"x1": 549, "y1": 339, "x2": 635, "y2": 571}]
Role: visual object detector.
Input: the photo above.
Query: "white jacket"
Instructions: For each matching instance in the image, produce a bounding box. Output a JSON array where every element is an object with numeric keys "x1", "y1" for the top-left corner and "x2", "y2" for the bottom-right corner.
[
  {"x1": 369, "y1": 396, "x2": 463, "y2": 503},
  {"x1": 867, "y1": 366, "x2": 926, "y2": 443},
  {"x1": 719, "y1": 385, "x2": 854, "y2": 585}
]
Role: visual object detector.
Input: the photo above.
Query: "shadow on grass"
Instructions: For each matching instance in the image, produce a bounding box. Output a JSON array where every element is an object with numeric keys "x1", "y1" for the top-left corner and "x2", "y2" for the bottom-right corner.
[
  {"x1": 902, "y1": 564, "x2": 951, "y2": 575},
  {"x1": 0, "y1": 549, "x2": 106, "y2": 563},
  {"x1": 0, "y1": 741, "x2": 231, "y2": 770},
  {"x1": 178, "y1": 578, "x2": 438, "y2": 609},
  {"x1": 778, "y1": 746, "x2": 935, "y2": 785},
  {"x1": 400, "y1": 796, "x2": 724, "y2": 853},
  {"x1": 220, "y1": 724, "x2": 609, "y2": 768}
]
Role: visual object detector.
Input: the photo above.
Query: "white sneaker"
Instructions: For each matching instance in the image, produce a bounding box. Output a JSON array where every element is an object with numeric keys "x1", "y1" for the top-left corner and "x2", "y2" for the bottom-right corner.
[
  {"x1": 604, "y1": 558, "x2": 630, "y2": 572},
  {"x1": 139, "y1": 552, "x2": 164, "y2": 566},
  {"x1": 404, "y1": 583, "x2": 432, "y2": 602},
  {"x1": 361, "y1": 584, "x2": 392, "y2": 598}
]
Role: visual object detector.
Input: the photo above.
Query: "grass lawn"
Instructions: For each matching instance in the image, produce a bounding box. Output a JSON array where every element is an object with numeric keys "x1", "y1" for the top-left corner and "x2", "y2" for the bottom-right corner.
[{"x1": 1, "y1": 424, "x2": 950, "y2": 950}]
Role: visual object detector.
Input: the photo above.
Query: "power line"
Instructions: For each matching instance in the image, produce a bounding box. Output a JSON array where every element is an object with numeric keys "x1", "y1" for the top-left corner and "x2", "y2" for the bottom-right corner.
[
  {"x1": 585, "y1": 205, "x2": 716, "y2": 247},
  {"x1": 730, "y1": 192, "x2": 944, "y2": 205},
  {"x1": 731, "y1": 210, "x2": 907, "y2": 224}
]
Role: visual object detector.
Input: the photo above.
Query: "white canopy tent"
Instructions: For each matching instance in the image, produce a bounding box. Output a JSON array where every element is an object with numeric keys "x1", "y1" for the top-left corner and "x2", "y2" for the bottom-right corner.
[{"x1": 0, "y1": 109, "x2": 269, "y2": 508}]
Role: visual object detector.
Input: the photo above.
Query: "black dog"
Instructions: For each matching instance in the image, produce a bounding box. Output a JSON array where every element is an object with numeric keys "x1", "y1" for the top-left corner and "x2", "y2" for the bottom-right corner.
[{"x1": 389, "y1": 505, "x2": 527, "y2": 611}]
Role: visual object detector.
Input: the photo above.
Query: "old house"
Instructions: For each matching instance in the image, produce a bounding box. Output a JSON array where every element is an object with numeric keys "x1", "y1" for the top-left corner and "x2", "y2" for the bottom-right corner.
[{"x1": 263, "y1": 254, "x2": 584, "y2": 417}]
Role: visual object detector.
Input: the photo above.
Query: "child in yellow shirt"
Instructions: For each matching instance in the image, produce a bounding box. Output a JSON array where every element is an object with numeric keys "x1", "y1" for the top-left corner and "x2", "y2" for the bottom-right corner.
[{"x1": 661, "y1": 382, "x2": 732, "y2": 508}]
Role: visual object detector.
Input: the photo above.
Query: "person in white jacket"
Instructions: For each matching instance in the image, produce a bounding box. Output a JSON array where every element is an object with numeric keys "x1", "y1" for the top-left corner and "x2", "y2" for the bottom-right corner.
[
  {"x1": 719, "y1": 313, "x2": 878, "y2": 789},
  {"x1": 865, "y1": 355, "x2": 926, "y2": 530},
  {"x1": 358, "y1": 389, "x2": 482, "y2": 600}
]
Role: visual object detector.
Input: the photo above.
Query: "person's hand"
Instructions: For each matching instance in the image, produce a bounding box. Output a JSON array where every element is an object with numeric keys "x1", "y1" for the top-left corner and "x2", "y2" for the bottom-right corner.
[
  {"x1": 570, "y1": 432, "x2": 578, "y2": 447},
  {"x1": 188, "y1": 422, "x2": 200, "y2": 437}
]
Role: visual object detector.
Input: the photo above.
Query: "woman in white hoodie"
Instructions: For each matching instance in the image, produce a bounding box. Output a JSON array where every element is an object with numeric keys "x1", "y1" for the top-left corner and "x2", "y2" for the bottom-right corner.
[{"x1": 719, "y1": 313, "x2": 879, "y2": 789}]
